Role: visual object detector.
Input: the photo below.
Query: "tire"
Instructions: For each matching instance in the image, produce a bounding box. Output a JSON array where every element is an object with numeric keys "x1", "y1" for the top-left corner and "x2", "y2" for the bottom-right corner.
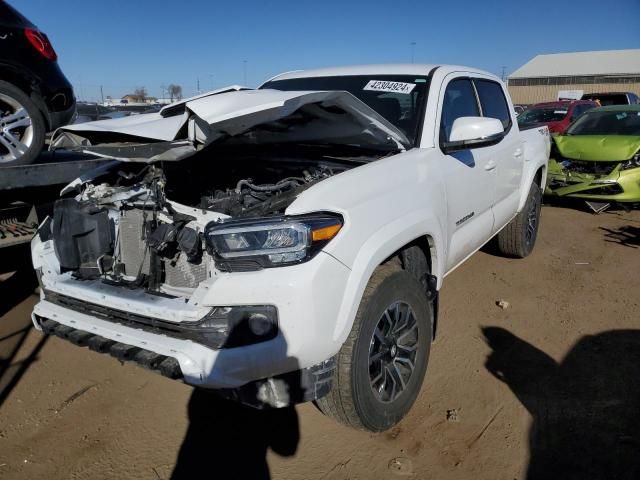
[
  {"x1": 316, "y1": 262, "x2": 432, "y2": 432},
  {"x1": 497, "y1": 181, "x2": 542, "y2": 258},
  {"x1": 0, "y1": 80, "x2": 46, "y2": 166}
]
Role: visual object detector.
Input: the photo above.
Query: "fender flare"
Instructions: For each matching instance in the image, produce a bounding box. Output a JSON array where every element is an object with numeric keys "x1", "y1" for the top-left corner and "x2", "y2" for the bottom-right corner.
[{"x1": 331, "y1": 209, "x2": 445, "y2": 344}]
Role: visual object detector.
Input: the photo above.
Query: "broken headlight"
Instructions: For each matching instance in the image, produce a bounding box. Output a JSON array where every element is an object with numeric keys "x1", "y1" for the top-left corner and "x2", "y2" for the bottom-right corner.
[
  {"x1": 204, "y1": 214, "x2": 343, "y2": 271},
  {"x1": 620, "y1": 154, "x2": 640, "y2": 171}
]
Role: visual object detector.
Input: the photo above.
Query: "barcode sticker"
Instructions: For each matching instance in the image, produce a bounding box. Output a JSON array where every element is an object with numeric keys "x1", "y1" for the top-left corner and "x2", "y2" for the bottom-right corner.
[{"x1": 364, "y1": 80, "x2": 416, "y2": 94}]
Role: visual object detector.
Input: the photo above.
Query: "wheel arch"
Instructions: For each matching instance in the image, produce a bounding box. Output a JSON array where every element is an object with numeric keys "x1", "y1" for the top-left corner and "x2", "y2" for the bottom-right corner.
[
  {"x1": 0, "y1": 63, "x2": 50, "y2": 130},
  {"x1": 518, "y1": 161, "x2": 548, "y2": 212},
  {"x1": 332, "y1": 214, "x2": 445, "y2": 346},
  {"x1": 388, "y1": 236, "x2": 440, "y2": 338}
]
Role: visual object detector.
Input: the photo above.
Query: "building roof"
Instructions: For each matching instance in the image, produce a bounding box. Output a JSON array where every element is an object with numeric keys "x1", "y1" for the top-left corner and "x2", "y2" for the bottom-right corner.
[{"x1": 509, "y1": 49, "x2": 640, "y2": 79}]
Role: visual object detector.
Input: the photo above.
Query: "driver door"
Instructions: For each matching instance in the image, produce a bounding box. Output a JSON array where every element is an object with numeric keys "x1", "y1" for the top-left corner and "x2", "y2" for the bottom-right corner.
[{"x1": 437, "y1": 75, "x2": 496, "y2": 271}]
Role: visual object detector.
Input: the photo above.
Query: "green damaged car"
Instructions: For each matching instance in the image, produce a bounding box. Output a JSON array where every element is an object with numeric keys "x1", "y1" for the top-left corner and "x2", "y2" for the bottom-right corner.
[{"x1": 546, "y1": 105, "x2": 640, "y2": 208}]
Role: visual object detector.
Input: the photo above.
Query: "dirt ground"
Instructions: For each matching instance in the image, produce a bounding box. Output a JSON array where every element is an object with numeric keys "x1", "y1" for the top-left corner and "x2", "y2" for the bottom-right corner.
[{"x1": 0, "y1": 204, "x2": 639, "y2": 480}]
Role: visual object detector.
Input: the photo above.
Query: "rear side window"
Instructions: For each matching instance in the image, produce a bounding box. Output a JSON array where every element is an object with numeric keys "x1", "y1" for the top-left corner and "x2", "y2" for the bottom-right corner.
[
  {"x1": 572, "y1": 103, "x2": 595, "y2": 120},
  {"x1": 440, "y1": 78, "x2": 479, "y2": 143},
  {"x1": 473, "y1": 79, "x2": 512, "y2": 130},
  {"x1": 571, "y1": 104, "x2": 585, "y2": 120}
]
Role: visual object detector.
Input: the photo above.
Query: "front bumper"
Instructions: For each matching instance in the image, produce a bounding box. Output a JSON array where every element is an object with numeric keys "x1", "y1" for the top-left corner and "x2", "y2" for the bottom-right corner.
[
  {"x1": 32, "y1": 250, "x2": 351, "y2": 391},
  {"x1": 545, "y1": 158, "x2": 640, "y2": 203}
]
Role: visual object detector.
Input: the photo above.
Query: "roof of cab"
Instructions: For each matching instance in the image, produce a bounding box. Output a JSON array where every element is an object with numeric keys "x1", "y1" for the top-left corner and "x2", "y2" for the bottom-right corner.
[{"x1": 265, "y1": 64, "x2": 497, "y2": 83}]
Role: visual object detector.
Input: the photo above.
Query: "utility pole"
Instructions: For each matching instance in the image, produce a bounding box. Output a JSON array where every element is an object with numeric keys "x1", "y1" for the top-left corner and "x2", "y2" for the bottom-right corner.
[
  {"x1": 197, "y1": 77, "x2": 201, "y2": 95},
  {"x1": 501, "y1": 66, "x2": 507, "y2": 82},
  {"x1": 100, "y1": 85, "x2": 104, "y2": 105},
  {"x1": 243, "y1": 60, "x2": 247, "y2": 85},
  {"x1": 410, "y1": 42, "x2": 416, "y2": 64},
  {"x1": 209, "y1": 74, "x2": 214, "y2": 91}
]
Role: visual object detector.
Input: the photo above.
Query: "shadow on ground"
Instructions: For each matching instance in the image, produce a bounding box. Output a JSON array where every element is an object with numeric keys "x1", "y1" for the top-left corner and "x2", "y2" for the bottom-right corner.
[
  {"x1": 171, "y1": 390, "x2": 300, "y2": 480},
  {"x1": 0, "y1": 244, "x2": 46, "y2": 408},
  {"x1": 483, "y1": 327, "x2": 640, "y2": 480},
  {"x1": 172, "y1": 330, "x2": 301, "y2": 480},
  {"x1": 601, "y1": 225, "x2": 640, "y2": 248}
]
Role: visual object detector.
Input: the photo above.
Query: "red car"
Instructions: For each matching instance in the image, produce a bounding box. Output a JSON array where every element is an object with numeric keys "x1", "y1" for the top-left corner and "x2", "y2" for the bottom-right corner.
[{"x1": 517, "y1": 100, "x2": 598, "y2": 133}]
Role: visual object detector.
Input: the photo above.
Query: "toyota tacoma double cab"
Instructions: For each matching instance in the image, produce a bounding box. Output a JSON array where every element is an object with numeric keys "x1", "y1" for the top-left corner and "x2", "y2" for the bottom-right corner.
[{"x1": 31, "y1": 65, "x2": 550, "y2": 431}]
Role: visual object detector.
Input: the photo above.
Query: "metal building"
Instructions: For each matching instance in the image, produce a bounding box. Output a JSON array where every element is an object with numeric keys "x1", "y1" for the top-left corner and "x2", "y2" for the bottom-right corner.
[{"x1": 507, "y1": 49, "x2": 640, "y2": 105}]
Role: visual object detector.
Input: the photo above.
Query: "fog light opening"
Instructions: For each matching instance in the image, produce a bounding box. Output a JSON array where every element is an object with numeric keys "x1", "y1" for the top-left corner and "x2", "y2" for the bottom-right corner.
[{"x1": 248, "y1": 312, "x2": 275, "y2": 336}]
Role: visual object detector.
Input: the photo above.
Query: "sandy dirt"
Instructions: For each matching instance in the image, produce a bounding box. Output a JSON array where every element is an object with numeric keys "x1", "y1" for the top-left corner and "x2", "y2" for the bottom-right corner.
[{"x1": 0, "y1": 204, "x2": 639, "y2": 480}]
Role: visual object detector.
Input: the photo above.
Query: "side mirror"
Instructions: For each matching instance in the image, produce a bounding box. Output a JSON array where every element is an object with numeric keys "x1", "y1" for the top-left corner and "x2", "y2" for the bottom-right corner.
[{"x1": 442, "y1": 117, "x2": 505, "y2": 154}]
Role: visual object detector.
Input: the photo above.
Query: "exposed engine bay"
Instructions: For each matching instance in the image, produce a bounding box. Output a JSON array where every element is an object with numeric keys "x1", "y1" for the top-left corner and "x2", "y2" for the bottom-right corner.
[{"x1": 48, "y1": 146, "x2": 372, "y2": 296}]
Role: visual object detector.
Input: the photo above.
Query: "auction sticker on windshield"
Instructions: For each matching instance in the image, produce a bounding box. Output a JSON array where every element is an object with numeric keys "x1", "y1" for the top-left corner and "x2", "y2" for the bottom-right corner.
[{"x1": 364, "y1": 80, "x2": 416, "y2": 94}]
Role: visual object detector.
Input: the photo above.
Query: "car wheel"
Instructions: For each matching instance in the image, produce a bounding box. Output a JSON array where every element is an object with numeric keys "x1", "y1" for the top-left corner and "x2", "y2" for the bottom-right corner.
[
  {"x1": 316, "y1": 262, "x2": 432, "y2": 432},
  {"x1": 497, "y1": 181, "x2": 542, "y2": 258},
  {"x1": 0, "y1": 80, "x2": 46, "y2": 166}
]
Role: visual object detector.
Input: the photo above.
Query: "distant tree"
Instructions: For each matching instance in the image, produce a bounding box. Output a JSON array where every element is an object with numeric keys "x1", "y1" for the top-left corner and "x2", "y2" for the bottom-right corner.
[
  {"x1": 133, "y1": 86, "x2": 148, "y2": 102},
  {"x1": 168, "y1": 84, "x2": 183, "y2": 101}
]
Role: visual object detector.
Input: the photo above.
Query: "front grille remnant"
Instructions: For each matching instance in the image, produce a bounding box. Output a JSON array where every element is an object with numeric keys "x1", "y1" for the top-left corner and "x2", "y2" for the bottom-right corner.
[
  {"x1": 164, "y1": 252, "x2": 209, "y2": 289},
  {"x1": 37, "y1": 316, "x2": 183, "y2": 379}
]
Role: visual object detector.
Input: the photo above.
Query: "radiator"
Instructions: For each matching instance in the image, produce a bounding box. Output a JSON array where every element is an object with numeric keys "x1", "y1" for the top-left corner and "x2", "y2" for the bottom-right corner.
[
  {"x1": 118, "y1": 208, "x2": 150, "y2": 277},
  {"x1": 118, "y1": 208, "x2": 208, "y2": 289}
]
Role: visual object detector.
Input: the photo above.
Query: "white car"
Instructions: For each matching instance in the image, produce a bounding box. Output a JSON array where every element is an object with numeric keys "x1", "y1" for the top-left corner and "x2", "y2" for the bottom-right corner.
[{"x1": 31, "y1": 64, "x2": 550, "y2": 431}]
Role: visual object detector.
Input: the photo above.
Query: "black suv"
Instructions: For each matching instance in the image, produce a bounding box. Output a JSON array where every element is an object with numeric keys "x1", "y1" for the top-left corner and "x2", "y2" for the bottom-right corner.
[{"x1": 0, "y1": 1, "x2": 75, "y2": 166}]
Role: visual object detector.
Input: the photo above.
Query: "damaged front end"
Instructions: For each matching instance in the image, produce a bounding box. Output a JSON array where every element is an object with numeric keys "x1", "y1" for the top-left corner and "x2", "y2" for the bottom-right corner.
[
  {"x1": 31, "y1": 87, "x2": 400, "y2": 403},
  {"x1": 43, "y1": 87, "x2": 406, "y2": 293},
  {"x1": 45, "y1": 158, "x2": 346, "y2": 296},
  {"x1": 545, "y1": 135, "x2": 640, "y2": 209}
]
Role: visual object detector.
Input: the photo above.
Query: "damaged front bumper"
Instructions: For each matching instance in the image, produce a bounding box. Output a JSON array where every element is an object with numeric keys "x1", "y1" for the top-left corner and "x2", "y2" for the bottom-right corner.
[
  {"x1": 32, "y1": 232, "x2": 351, "y2": 405},
  {"x1": 545, "y1": 158, "x2": 640, "y2": 203}
]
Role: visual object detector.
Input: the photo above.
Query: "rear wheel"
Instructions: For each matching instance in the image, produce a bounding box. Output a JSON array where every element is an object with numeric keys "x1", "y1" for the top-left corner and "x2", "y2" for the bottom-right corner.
[
  {"x1": 497, "y1": 181, "x2": 542, "y2": 258},
  {"x1": 0, "y1": 80, "x2": 46, "y2": 166},
  {"x1": 316, "y1": 262, "x2": 432, "y2": 432}
]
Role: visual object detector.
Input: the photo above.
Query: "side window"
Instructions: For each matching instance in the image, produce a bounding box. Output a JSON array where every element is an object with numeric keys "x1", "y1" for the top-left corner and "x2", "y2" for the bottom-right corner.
[
  {"x1": 440, "y1": 78, "x2": 479, "y2": 143},
  {"x1": 473, "y1": 79, "x2": 511, "y2": 130},
  {"x1": 571, "y1": 104, "x2": 584, "y2": 120}
]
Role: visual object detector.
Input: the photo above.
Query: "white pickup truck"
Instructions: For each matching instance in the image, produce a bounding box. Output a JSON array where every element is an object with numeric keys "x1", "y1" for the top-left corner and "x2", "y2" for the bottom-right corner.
[{"x1": 31, "y1": 64, "x2": 550, "y2": 431}]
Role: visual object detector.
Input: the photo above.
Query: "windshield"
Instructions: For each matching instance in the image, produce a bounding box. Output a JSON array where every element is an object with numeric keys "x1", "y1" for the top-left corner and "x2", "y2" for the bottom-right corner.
[
  {"x1": 518, "y1": 106, "x2": 568, "y2": 125},
  {"x1": 261, "y1": 75, "x2": 430, "y2": 146},
  {"x1": 566, "y1": 109, "x2": 640, "y2": 136}
]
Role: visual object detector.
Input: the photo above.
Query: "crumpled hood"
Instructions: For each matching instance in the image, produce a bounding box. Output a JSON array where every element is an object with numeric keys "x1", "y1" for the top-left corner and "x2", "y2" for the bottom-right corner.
[
  {"x1": 555, "y1": 135, "x2": 640, "y2": 161},
  {"x1": 51, "y1": 87, "x2": 411, "y2": 162}
]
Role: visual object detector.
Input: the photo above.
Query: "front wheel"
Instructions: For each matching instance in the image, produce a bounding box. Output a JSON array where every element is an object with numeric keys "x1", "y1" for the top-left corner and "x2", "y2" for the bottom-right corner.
[
  {"x1": 496, "y1": 181, "x2": 542, "y2": 258},
  {"x1": 316, "y1": 263, "x2": 432, "y2": 432}
]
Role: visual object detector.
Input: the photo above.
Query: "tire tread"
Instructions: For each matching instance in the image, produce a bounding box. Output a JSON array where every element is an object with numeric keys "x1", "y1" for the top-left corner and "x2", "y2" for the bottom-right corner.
[{"x1": 316, "y1": 262, "x2": 404, "y2": 430}]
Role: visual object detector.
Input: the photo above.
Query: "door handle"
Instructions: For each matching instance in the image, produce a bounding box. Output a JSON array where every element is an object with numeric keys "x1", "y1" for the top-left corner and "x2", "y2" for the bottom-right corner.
[
  {"x1": 484, "y1": 160, "x2": 497, "y2": 171},
  {"x1": 513, "y1": 148, "x2": 523, "y2": 158}
]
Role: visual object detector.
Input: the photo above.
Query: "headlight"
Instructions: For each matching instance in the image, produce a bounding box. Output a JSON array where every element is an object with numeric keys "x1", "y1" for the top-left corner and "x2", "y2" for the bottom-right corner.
[
  {"x1": 621, "y1": 154, "x2": 640, "y2": 171},
  {"x1": 205, "y1": 213, "x2": 343, "y2": 271}
]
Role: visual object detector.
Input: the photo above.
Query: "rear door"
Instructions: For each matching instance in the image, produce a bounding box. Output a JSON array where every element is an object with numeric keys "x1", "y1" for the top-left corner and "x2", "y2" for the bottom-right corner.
[
  {"x1": 472, "y1": 77, "x2": 523, "y2": 232},
  {"x1": 436, "y1": 75, "x2": 496, "y2": 270}
]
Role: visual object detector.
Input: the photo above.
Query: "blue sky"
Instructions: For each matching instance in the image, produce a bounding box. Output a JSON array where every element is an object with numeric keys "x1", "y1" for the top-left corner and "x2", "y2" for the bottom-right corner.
[{"x1": 13, "y1": 0, "x2": 640, "y2": 101}]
